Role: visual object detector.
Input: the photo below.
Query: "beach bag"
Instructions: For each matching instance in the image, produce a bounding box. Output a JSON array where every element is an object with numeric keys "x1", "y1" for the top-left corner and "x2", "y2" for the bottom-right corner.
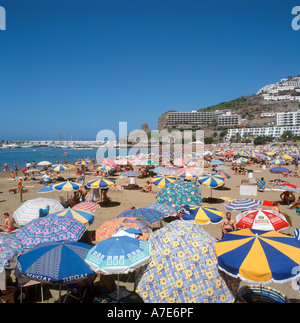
[
  {"x1": 39, "y1": 205, "x2": 50, "y2": 218},
  {"x1": 296, "y1": 208, "x2": 300, "y2": 216}
]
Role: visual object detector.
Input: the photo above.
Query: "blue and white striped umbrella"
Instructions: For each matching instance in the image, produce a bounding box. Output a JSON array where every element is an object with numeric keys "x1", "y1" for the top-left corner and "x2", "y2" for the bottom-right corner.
[{"x1": 225, "y1": 198, "x2": 263, "y2": 211}]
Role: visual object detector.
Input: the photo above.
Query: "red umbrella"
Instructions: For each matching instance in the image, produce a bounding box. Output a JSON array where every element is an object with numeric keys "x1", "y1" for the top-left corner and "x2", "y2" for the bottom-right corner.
[{"x1": 235, "y1": 208, "x2": 289, "y2": 232}]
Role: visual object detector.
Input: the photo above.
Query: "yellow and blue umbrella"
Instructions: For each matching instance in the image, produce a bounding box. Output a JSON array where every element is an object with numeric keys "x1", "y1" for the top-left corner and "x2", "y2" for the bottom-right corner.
[
  {"x1": 152, "y1": 175, "x2": 177, "y2": 188},
  {"x1": 51, "y1": 164, "x2": 69, "y2": 172},
  {"x1": 53, "y1": 180, "x2": 81, "y2": 192},
  {"x1": 271, "y1": 159, "x2": 284, "y2": 165},
  {"x1": 181, "y1": 205, "x2": 223, "y2": 224},
  {"x1": 86, "y1": 178, "x2": 115, "y2": 188},
  {"x1": 99, "y1": 165, "x2": 114, "y2": 171},
  {"x1": 49, "y1": 207, "x2": 94, "y2": 226},
  {"x1": 177, "y1": 172, "x2": 197, "y2": 179},
  {"x1": 198, "y1": 174, "x2": 225, "y2": 188},
  {"x1": 75, "y1": 160, "x2": 90, "y2": 166},
  {"x1": 215, "y1": 229, "x2": 300, "y2": 284},
  {"x1": 233, "y1": 157, "x2": 248, "y2": 165}
]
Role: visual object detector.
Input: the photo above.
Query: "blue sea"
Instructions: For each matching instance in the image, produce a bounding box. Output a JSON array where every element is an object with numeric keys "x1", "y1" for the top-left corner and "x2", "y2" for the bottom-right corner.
[
  {"x1": 0, "y1": 148, "x2": 100, "y2": 170},
  {"x1": 0, "y1": 147, "x2": 156, "y2": 170}
]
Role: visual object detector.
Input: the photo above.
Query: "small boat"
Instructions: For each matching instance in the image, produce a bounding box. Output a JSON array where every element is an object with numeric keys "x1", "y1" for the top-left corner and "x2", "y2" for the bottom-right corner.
[{"x1": 62, "y1": 152, "x2": 68, "y2": 157}]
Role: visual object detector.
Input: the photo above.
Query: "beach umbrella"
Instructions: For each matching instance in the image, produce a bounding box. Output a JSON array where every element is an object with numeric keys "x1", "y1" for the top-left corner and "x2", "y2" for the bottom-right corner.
[
  {"x1": 38, "y1": 184, "x2": 55, "y2": 194},
  {"x1": 157, "y1": 181, "x2": 202, "y2": 211},
  {"x1": 269, "y1": 167, "x2": 290, "y2": 173},
  {"x1": 117, "y1": 208, "x2": 164, "y2": 225},
  {"x1": 210, "y1": 160, "x2": 224, "y2": 165},
  {"x1": 86, "y1": 178, "x2": 115, "y2": 189},
  {"x1": 262, "y1": 156, "x2": 273, "y2": 162},
  {"x1": 49, "y1": 207, "x2": 94, "y2": 226},
  {"x1": 135, "y1": 220, "x2": 239, "y2": 303},
  {"x1": 177, "y1": 171, "x2": 197, "y2": 179},
  {"x1": 85, "y1": 236, "x2": 151, "y2": 273},
  {"x1": 51, "y1": 164, "x2": 69, "y2": 172},
  {"x1": 13, "y1": 198, "x2": 64, "y2": 226},
  {"x1": 215, "y1": 228, "x2": 300, "y2": 284},
  {"x1": 180, "y1": 204, "x2": 223, "y2": 224},
  {"x1": 271, "y1": 159, "x2": 284, "y2": 165},
  {"x1": 95, "y1": 217, "x2": 152, "y2": 243},
  {"x1": 85, "y1": 236, "x2": 151, "y2": 300},
  {"x1": 282, "y1": 154, "x2": 292, "y2": 160},
  {"x1": 0, "y1": 235, "x2": 23, "y2": 269},
  {"x1": 225, "y1": 198, "x2": 263, "y2": 211},
  {"x1": 152, "y1": 175, "x2": 177, "y2": 188},
  {"x1": 214, "y1": 165, "x2": 231, "y2": 171},
  {"x1": 144, "y1": 204, "x2": 177, "y2": 218},
  {"x1": 153, "y1": 167, "x2": 165, "y2": 174},
  {"x1": 157, "y1": 168, "x2": 178, "y2": 176},
  {"x1": 148, "y1": 160, "x2": 159, "y2": 165},
  {"x1": 198, "y1": 174, "x2": 225, "y2": 188},
  {"x1": 53, "y1": 180, "x2": 81, "y2": 192},
  {"x1": 99, "y1": 165, "x2": 114, "y2": 171},
  {"x1": 119, "y1": 160, "x2": 132, "y2": 165},
  {"x1": 72, "y1": 201, "x2": 100, "y2": 213},
  {"x1": 37, "y1": 161, "x2": 51, "y2": 167},
  {"x1": 75, "y1": 160, "x2": 90, "y2": 166},
  {"x1": 233, "y1": 157, "x2": 248, "y2": 165},
  {"x1": 15, "y1": 214, "x2": 86, "y2": 250},
  {"x1": 215, "y1": 172, "x2": 231, "y2": 179},
  {"x1": 235, "y1": 209, "x2": 289, "y2": 231},
  {"x1": 17, "y1": 241, "x2": 94, "y2": 291},
  {"x1": 119, "y1": 171, "x2": 141, "y2": 178},
  {"x1": 102, "y1": 159, "x2": 117, "y2": 167}
]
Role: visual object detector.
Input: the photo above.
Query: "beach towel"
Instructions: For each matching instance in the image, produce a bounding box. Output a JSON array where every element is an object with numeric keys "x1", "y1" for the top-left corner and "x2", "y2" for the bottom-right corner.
[{"x1": 262, "y1": 200, "x2": 273, "y2": 207}]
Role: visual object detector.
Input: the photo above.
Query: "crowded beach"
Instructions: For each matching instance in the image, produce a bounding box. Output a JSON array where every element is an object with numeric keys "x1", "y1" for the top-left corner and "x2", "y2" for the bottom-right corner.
[{"x1": 0, "y1": 143, "x2": 300, "y2": 303}]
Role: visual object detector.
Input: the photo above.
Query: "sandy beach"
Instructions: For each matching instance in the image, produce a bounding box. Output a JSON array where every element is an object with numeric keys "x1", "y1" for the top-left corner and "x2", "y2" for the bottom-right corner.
[{"x1": 1, "y1": 159, "x2": 300, "y2": 303}]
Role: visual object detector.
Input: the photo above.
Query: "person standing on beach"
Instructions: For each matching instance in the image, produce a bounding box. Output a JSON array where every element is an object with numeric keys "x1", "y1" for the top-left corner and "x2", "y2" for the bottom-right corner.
[{"x1": 14, "y1": 163, "x2": 18, "y2": 176}]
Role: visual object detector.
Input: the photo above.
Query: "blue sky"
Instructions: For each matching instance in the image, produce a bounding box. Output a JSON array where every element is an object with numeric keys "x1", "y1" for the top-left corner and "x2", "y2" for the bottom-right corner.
[{"x1": 0, "y1": 0, "x2": 299, "y2": 140}]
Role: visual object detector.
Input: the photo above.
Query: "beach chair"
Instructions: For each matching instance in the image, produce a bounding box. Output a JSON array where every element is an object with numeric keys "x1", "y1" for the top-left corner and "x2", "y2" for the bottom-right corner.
[{"x1": 63, "y1": 283, "x2": 89, "y2": 303}]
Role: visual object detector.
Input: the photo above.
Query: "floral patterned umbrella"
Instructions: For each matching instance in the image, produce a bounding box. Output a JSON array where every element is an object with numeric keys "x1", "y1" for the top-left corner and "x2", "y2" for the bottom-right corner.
[
  {"x1": 95, "y1": 217, "x2": 152, "y2": 242},
  {"x1": 0, "y1": 235, "x2": 23, "y2": 269},
  {"x1": 157, "y1": 181, "x2": 202, "y2": 212},
  {"x1": 117, "y1": 208, "x2": 164, "y2": 225},
  {"x1": 135, "y1": 220, "x2": 239, "y2": 303},
  {"x1": 15, "y1": 214, "x2": 86, "y2": 250}
]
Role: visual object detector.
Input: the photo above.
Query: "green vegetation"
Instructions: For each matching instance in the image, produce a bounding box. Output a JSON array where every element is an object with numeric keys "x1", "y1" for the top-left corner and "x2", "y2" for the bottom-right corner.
[{"x1": 199, "y1": 96, "x2": 249, "y2": 112}]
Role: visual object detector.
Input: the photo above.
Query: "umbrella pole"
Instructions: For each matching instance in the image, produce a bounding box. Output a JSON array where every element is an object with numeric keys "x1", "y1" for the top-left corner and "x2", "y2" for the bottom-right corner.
[
  {"x1": 117, "y1": 274, "x2": 120, "y2": 303},
  {"x1": 59, "y1": 284, "x2": 61, "y2": 303},
  {"x1": 260, "y1": 284, "x2": 263, "y2": 303}
]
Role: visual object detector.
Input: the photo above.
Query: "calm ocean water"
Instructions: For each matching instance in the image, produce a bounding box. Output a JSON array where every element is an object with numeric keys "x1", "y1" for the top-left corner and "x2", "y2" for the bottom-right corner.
[
  {"x1": 0, "y1": 148, "x2": 100, "y2": 170},
  {"x1": 0, "y1": 147, "x2": 156, "y2": 170}
]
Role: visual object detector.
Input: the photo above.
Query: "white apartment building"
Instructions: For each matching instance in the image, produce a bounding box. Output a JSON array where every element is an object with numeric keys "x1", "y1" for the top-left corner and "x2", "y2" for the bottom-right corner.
[
  {"x1": 226, "y1": 126, "x2": 300, "y2": 141},
  {"x1": 217, "y1": 111, "x2": 241, "y2": 127},
  {"x1": 276, "y1": 110, "x2": 300, "y2": 126}
]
